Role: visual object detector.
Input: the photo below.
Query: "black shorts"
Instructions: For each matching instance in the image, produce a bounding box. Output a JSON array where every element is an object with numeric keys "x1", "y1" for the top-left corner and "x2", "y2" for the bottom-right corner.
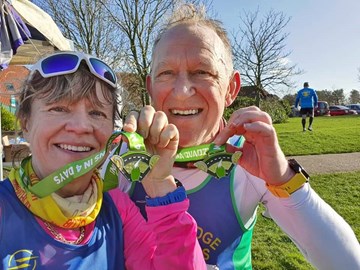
[{"x1": 300, "y1": 108, "x2": 314, "y2": 116}]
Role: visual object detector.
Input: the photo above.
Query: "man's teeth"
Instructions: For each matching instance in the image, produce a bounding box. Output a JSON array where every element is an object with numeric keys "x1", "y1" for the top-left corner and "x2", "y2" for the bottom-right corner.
[
  {"x1": 59, "y1": 144, "x2": 91, "y2": 152},
  {"x1": 171, "y1": 109, "x2": 198, "y2": 115}
]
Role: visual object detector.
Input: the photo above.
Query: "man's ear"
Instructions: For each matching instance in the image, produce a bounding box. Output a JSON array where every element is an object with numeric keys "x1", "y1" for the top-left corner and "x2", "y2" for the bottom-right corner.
[
  {"x1": 146, "y1": 74, "x2": 153, "y2": 98},
  {"x1": 225, "y1": 71, "x2": 241, "y2": 107}
]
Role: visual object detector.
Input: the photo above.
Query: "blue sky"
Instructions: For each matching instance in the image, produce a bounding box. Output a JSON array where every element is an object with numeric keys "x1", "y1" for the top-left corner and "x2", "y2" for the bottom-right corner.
[{"x1": 211, "y1": 0, "x2": 360, "y2": 97}]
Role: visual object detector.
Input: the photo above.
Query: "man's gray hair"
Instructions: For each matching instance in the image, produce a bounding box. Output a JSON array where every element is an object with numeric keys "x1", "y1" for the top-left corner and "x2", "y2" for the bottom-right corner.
[{"x1": 151, "y1": 3, "x2": 234, "y2": 72}]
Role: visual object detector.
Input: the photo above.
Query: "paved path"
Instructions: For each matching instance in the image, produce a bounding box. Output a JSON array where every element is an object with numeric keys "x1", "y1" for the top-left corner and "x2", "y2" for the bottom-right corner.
[
  {"x1": 2, "y1": 152, "x2": 360, "y2": 175},
  {"x1": 287, "y1": 152, "x2": 360, "y2": 175}
]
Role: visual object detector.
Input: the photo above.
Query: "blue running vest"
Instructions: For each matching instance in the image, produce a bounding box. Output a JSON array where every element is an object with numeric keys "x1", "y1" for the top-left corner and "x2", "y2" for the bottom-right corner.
[
  {"x1": 0, "y1": 179, "x2": 125, "y2": 270},
  {"x1": 130, "y1": 172, "x2": 255, "y2": 269}
]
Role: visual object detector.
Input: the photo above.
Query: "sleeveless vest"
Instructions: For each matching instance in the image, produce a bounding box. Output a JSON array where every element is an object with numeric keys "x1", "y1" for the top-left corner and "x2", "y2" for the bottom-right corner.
[
  {"x1": 130, "y1": 172, "x2": 255, "y2": 269},
  {"x1": 0, "y1": 179, "x2": 125, "y2": 270}
]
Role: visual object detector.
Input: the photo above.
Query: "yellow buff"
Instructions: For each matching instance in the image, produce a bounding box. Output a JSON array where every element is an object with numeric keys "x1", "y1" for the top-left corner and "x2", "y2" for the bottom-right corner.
[{"x1": 8, "y1": 161, "x2": 103, "y2": 229}]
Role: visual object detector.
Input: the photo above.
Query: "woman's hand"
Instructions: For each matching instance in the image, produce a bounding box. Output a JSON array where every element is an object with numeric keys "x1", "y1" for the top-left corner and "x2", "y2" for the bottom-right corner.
[{"x1": 123, "y1": 106, "x2": 179, "y2": 197}]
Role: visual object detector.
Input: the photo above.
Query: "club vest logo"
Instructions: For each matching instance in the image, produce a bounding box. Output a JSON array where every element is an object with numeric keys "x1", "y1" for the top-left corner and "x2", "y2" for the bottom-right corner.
[{"x1": 7, "y1": 249, "x2": 38, "y2": 269}]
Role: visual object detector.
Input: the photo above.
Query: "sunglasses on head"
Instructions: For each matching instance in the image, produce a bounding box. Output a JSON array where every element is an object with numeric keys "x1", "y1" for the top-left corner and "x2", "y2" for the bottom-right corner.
[{"x1": 30, "y1": 51, "x2": 117, "y2": 88}]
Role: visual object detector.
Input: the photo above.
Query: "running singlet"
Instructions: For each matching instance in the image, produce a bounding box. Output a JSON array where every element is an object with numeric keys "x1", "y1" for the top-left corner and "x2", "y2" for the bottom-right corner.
[
  {"x1": 0, "y1": 179, "x2": 125, "y2": 270},
  {"x1": 130, "y1": 172, "x2": 255, "y2": 270}
]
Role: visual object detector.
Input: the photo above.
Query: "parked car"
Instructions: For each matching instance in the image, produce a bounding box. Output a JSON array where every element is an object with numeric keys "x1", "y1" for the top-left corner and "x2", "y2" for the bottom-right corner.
[
  {"x1": 314, "y1": 101, "x2": 330, "y2": 116},
  {"x1": 346, "y1": 104, "x2": 360, "y2": 114},
  {"x1": 329, "y1": 105, "x2": 358, "y2": 116}
]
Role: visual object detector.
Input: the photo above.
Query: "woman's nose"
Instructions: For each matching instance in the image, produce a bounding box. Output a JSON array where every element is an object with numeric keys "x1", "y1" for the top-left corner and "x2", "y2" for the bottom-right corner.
[{"x1": 65, "y1": 109, "x2": 94, "y2": 134}]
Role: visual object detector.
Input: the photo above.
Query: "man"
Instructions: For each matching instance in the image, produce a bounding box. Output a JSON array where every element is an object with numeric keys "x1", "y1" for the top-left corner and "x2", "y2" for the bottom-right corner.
[
  {"x1": 106, "y1": 4, "x2": 360, "y2": 269},
  {"x1": 295, "y1": 82, "x2": 318, "y2": 131}
]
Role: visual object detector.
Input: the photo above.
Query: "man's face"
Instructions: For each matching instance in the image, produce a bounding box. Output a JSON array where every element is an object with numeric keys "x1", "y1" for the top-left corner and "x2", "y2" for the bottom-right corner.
[{"x1": 148, "y1": 24, "x2": 237, "y2": 147}]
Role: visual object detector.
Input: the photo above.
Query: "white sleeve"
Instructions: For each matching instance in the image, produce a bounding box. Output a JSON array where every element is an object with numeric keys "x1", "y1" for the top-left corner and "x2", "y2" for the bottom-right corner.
[{"x1": 261, "y1": 183, "x2": 360, "y2": 269}]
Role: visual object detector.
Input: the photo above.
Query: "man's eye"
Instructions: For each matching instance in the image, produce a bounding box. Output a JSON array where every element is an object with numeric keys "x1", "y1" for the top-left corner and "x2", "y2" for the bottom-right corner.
[
  {"x1": 196, "y1": 70, "x2": 208, "y2": 75},
  {"x1": 158, "y1": 70, "x2": 173, "y2": 77},
  {"x1": 193, "y1": 70, "x2": 213, "y2": 77}
]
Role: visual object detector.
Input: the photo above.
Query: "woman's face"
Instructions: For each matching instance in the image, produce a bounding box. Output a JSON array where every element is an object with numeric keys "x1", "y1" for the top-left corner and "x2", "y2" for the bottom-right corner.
[{"x1": 23, "y1": 82, "x2": 114, "y2": 184}]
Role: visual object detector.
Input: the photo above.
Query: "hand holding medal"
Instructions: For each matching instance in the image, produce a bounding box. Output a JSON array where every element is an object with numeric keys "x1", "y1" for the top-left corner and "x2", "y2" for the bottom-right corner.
[
  {"x1": 109, "y1": 131, "x2": 160, "y2": 182},
  {"x1": 109, "y1": 132, "x2": 243, "y2": 182},
  {"x1": 175, "y1": 143, "x2": 242, "y2": 179}
]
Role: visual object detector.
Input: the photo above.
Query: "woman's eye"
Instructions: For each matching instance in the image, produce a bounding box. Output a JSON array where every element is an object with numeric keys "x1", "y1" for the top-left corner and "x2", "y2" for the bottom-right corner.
[
  {"x1": 90, "y1": 110, "x2": 107, "y2": 118},
  {"x1": 49, "y1": 106, "x2": 67, "y2": 112}
]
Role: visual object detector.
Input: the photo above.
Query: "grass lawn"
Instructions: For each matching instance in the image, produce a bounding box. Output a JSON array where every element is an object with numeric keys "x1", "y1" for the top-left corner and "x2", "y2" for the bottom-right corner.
[
  {"x1": 252, "y1": 115, "x2": 360, "y2": 269},
  {"x1": 252, "y1": 171, "x2": 360, "y2": 270},
  {"x1": 274, "y1": 115, "x2": 360, "y2": 156}
]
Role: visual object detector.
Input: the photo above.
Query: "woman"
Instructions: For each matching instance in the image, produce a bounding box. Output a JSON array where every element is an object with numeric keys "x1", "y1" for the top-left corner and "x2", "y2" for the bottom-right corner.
[{"x1": 0, "y1": 51, "x2": 205, "y2": 270}]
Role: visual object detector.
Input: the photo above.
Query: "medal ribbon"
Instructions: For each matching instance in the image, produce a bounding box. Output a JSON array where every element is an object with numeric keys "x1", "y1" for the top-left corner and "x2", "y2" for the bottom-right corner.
[
  {"x1": 106, "y1": 138, "x2": 242, "y2": 184},
  {"x1": 17, "y1": 131, "x2": 145, "y2": 198}
]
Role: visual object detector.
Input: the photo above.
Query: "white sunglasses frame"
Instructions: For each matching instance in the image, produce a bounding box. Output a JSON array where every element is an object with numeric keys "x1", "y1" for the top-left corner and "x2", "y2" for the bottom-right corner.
[{"x1": 30, "y1": 51, "x2": 117, "y2": 88}]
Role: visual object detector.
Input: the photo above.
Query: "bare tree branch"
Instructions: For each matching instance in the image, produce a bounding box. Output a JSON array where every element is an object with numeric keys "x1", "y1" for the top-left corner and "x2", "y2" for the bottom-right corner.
[
  {"x1": 33, "y1": 0, "x2": 126, "y2": 69},
  {"x1": 232, "y1": 9, "x2": 303, "y2": 104}
]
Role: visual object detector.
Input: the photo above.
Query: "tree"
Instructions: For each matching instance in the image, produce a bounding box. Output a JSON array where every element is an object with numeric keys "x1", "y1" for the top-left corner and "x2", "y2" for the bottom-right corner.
[
  {"x1": 100, "y1": 0, "x2": 176, "y2": 107},
  {"x1": 282, "y1": 93, "x2": 296, "y2": 107},
  {"x1": 331, "y1": 89, "x2": 345, "y2": 105},
  {"x1": 316, "y1": 89, "x2": 333, "y2": 102},
  {"x1": 1, "y1": 107, "x2": 16, "y2": 131},
  {"x1": 101, "y1": 0, "x2": 209, "y2": 107},
  {"x1": 33, "y1": 0, "x2": 211, "y2": 112},
  {"x1": 232, "y1": 9, "x2": 302, "y2": 106},
  {"x1": 348, "y1": 89, "x2": 360, "y2": 104},
  {"x1": 33, "y1": 0, "x2": 126, "y2": 68}
]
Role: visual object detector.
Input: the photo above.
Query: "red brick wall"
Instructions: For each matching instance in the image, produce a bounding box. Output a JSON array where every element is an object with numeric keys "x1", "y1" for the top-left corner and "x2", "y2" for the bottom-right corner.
[{"x1": 0, "y1": 66, "x2": 30, "y2": 107}]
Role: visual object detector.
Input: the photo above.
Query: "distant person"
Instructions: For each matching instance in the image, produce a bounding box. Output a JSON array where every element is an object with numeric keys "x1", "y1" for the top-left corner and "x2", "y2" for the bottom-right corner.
[{"x1": 295, "y1": 82, "x2": 318, "y2": 131}]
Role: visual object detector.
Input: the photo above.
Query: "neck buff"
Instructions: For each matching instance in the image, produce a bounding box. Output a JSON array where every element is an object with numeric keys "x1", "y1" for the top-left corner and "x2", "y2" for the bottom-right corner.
[{"x1": 8, "y1": 158, "x2": 103, "y2": 229}]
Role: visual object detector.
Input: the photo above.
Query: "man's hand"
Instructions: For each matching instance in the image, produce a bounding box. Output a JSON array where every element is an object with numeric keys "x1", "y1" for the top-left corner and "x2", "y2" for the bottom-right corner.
[{"x1": 214, "y1": 106, "x2": 294, "y2": 185}]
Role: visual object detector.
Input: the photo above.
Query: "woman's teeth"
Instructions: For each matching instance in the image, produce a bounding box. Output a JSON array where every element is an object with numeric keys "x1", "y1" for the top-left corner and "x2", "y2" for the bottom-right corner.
[{"x1": 58, "y1": 144, "x2": 91, "y2": 152}]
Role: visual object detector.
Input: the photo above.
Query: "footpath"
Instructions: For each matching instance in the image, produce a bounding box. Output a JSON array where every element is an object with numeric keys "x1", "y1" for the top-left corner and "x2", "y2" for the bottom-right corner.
[
  {"x1": 286, "y1": 152, "x2": 360, "y2": 175},
  {"x1": 2, "y1": 152, "x2": 360, "y2": 176}
]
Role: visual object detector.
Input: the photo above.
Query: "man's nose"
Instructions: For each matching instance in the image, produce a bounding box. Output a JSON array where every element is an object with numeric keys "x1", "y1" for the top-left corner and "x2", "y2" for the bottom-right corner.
[{"x1": 173, "y1": 73, "x2": 195, "y2": 99}]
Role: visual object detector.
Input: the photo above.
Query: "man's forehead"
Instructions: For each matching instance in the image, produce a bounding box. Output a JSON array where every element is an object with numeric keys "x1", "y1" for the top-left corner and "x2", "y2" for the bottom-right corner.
[
  {"x1": 154, "y1": 25, "x2": 226, "y2": 59},
  {"x1": 159, "y1": 24, "x2": 220, "y2": 45}
]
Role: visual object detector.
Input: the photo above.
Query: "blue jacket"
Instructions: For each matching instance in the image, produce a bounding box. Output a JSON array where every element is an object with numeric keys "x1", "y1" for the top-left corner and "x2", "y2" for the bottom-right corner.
[{"x1": 295, "y1": 87, "x2": 318, "y2": 108}]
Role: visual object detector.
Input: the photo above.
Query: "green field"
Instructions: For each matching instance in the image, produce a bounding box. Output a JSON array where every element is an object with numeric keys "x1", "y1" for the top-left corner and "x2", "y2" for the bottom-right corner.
[
  {"x1": 253, "y1": 115, "x2": 360, "y2": 269},
  {"x1": 275, "y1": 115, "x2": 360, "y2": 156}
]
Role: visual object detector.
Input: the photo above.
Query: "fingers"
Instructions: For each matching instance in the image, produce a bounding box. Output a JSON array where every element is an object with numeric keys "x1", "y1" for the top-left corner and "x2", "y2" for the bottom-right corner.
[
  {"x1": 214, "y1": 106, "x2": 273, "y2": 145},
  {"x1": 123, "y1": 110, "x2": 140, "y2": 133},
  {"x1": 123, "y1": 105, "x2": 179, "y2": 153},
  {"x1": 123, "y1": 105, "x2": 161, "y2": 138},
  {"x1": 156, "y1": 123, "x2": 179, "y2": 151}
]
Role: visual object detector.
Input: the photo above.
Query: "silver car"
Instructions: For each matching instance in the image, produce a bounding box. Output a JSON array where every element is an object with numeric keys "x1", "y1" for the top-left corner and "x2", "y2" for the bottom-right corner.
[{"x1": 346, "y1": 104, "x2": 360, "y2": 114}]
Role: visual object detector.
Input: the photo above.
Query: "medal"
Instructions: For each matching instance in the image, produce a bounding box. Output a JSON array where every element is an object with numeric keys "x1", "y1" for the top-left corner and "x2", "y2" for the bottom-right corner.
[
  {"x1": 194, "y1": 144, "x2": 242, "y2": 179},
  {"x1": 109, "y1": 132, "x2": 159, "y2": 182}
]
